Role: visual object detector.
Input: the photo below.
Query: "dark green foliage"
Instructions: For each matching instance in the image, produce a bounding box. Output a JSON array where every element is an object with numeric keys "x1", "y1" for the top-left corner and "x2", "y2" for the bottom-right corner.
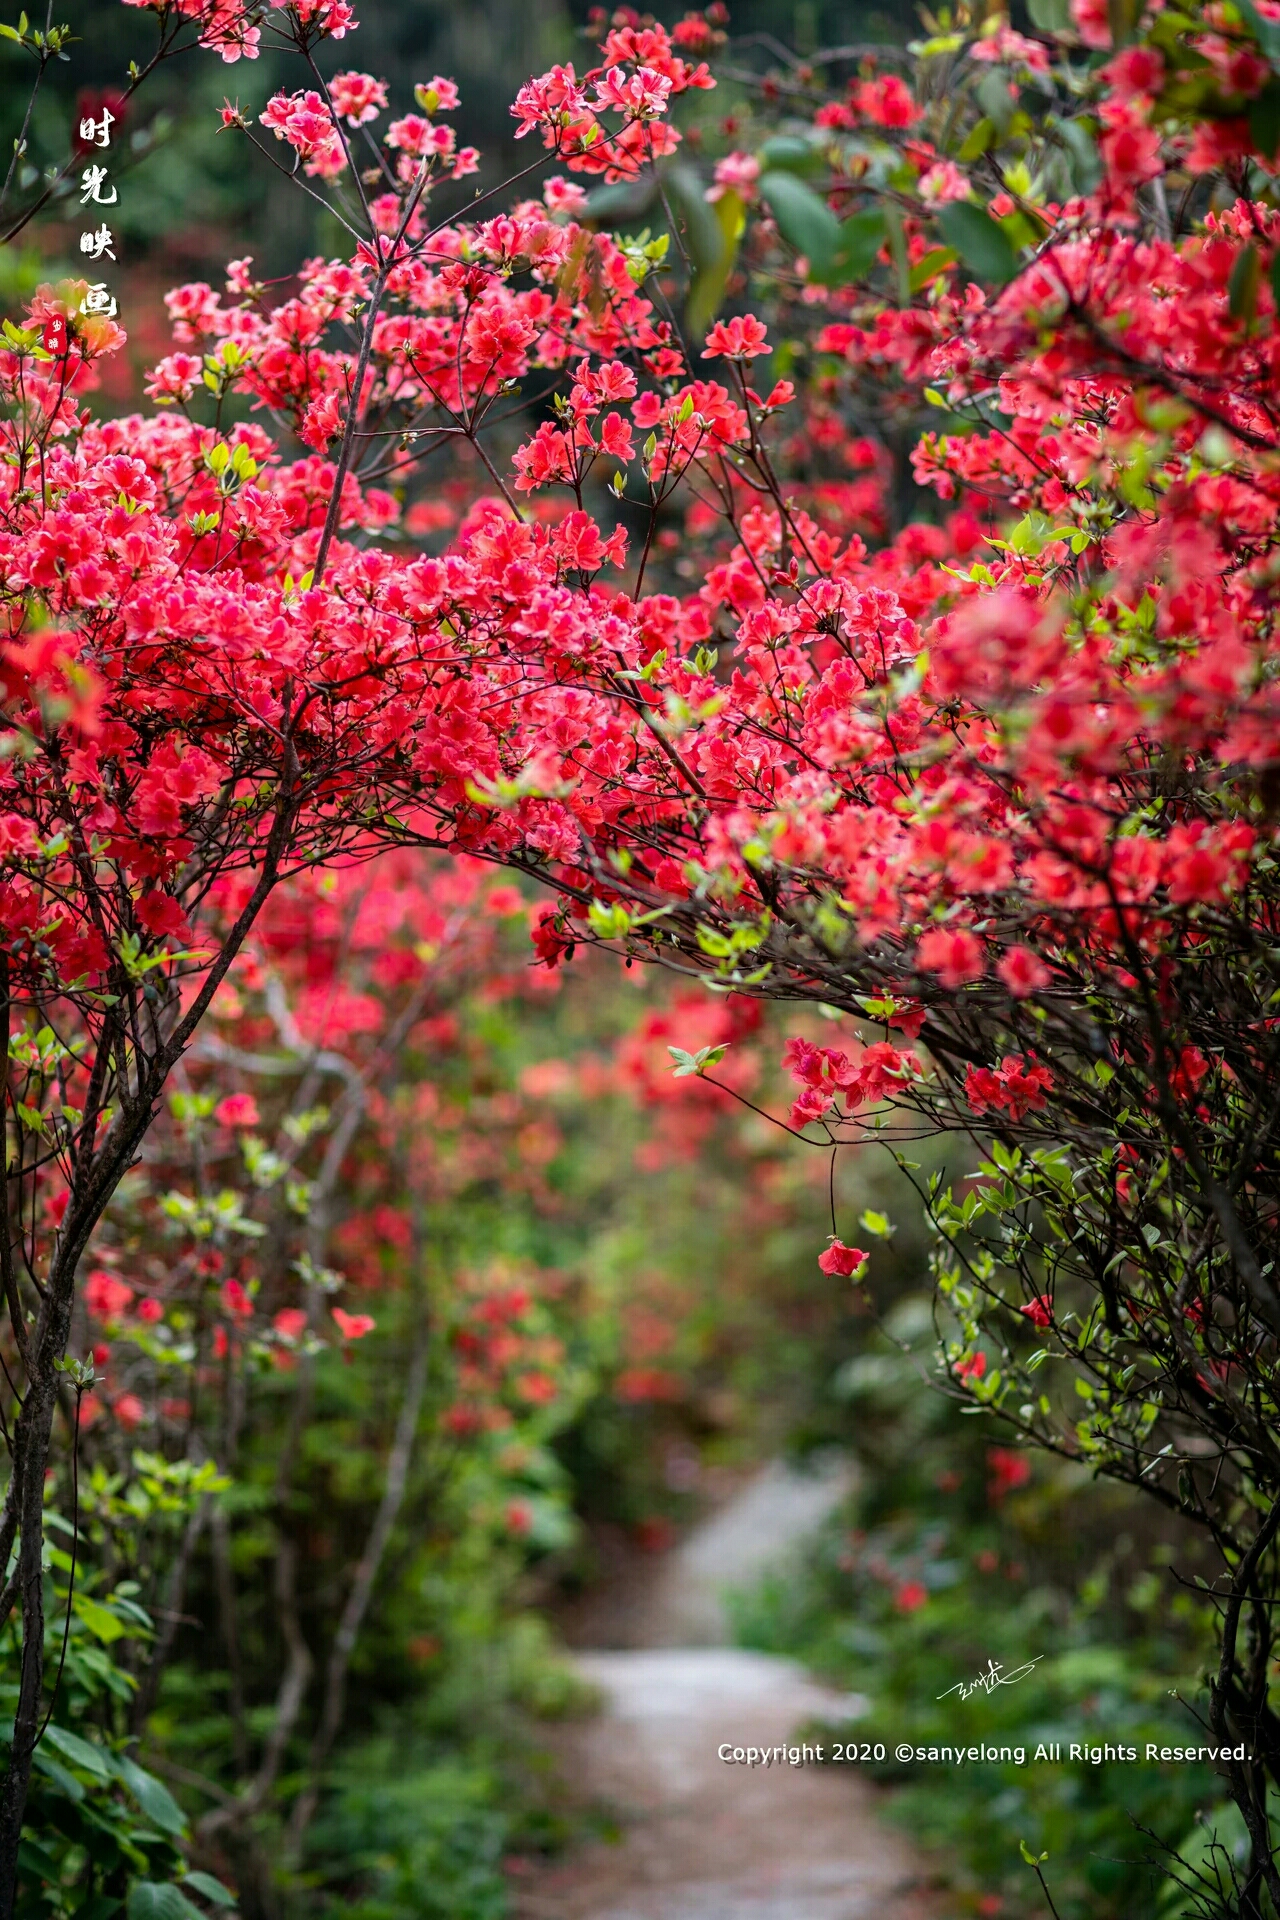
[
  {"x1": 0, "y1": 1581, "x2": 228, "y2": 1918},
  {"x1": 299, "y1": 1745, "x2": 515, "y2": 1920}
]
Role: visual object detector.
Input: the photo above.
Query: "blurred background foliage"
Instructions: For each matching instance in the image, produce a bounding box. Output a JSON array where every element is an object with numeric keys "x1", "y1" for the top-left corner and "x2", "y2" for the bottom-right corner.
[
  {"x1": 0, "y1": 4, "x2": 1236, "y2": 1917},
  {"x1": 1, "y1": 0, "x2": 910, "y2": 237},
  {"x1": 0, "y1": 0, "x2": 910, "y2": 396}
]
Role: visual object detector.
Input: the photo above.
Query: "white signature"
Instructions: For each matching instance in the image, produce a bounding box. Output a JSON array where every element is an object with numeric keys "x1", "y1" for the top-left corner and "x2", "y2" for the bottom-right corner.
[{"x1": 937, "y1": 1655, "x2": 1044, "y2": 1702}]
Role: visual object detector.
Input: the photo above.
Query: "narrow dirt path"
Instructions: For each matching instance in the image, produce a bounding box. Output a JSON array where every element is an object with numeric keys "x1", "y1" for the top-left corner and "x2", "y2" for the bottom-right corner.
[{"x1": 515, "y1": 1461, "x2": 938, "y2": 1920}]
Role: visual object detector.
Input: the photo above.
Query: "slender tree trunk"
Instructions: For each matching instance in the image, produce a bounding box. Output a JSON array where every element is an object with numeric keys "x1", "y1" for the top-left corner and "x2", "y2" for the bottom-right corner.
[{"x1": 0, "y1": 1274, "x2": 74, "y2": 1918}]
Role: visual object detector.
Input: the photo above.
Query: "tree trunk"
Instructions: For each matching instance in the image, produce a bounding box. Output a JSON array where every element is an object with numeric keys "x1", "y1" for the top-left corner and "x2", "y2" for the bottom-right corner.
[{"x1": 0, "y1": 1288, "x2": 73, "y2": 1918}]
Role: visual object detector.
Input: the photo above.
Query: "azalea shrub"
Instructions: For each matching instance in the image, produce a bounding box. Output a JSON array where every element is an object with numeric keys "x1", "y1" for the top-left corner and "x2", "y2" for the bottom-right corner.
[
  {"x1": 25, "y1": 838, "x2": 826, "y2": 1914},
  {"x1": 63, "y1": 858, "x2": 589, "y2": 1896},
  {"x1": 0, "y1": 852, "x2": 585, "y2": 1912},
  {"x1": 5, "y1": 0, "x2": 1280, "y2": 1907}
]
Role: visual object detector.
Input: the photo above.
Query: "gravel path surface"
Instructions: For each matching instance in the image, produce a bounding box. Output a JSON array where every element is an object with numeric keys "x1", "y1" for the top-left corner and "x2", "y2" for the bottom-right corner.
[{"x1": 514, "y1": 1461, "x2": 939, "y2": 1920}]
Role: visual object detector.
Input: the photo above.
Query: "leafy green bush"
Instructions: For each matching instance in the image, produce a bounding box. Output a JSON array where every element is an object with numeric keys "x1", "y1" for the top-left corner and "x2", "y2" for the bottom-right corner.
[
  {"x1": 299, "y1": 1744, "x2": 512, "y2": 1920},
  {"x1": 0, "y1": 1552, "x2": 234, "y2": 1919}
]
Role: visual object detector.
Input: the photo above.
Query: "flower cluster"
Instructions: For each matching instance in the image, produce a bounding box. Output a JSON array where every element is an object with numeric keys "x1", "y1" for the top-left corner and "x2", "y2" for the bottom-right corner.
[{"x1": 511, "y1": 18, "x2": 713, "y2": 182}]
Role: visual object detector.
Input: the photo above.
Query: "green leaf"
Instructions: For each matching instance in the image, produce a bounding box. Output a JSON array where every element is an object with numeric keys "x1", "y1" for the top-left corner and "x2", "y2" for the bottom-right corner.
[
  {"x1": 859, "y1": 1209, "x2": 895, "y2": 1238},
  {"x1": 826, "y1": 207, "x2": 887, "y2": 286},
  {"x1": 936, "y1": 202, "x2": 1019, "y2": 285},
  {"x1": 115, "y1": 1754, "x2": 187, "y2": 1836},
  {"x1": 883, "y1": 201, "x2": 909, "y2": 305},
  {"x1": 70, "y1": 1896, "x2": 124, "y2": 1920},
  {"x1": 30, "y1": 1749, "x2": 86, "y2": 1801},
  {"x1": 664, "y1": 161, "x2": 725, "y2": 286},
  {"x1": 583, "y1": 176, "x2": 659, "y2": 224},
  {"x1": 667, "y1": 1042, "x2": 729, "y2": 1078},
  {"x1": 1238, "y1": 0, "x2": 1280, "y2": 70},
  {"x1": 757, "y1": 134, "x2": 825, "y2": 174},
  {"x1": 758, "y1": 170, "x2": 840, "y2": 280},
  {"x1": 1250, "y1": 78, "x2": 1280, "y2": 159},
  {"x1": 686, "y1": 186, "x2": 745, "y2": 341},
  {"x1": 976, "y1": 67, "x2": 1016, "y2": 135},
  {"x1": 1051, "y1": 115, "x2": 1101, "y2": 194},
  {"x1": 1006, "y1": 510, "x2": 1075, "y2": 557},
  {"x1": 127, "y1": 1887, "x2": 205, "y2": 1920},
  {"x1": 910, "y1": 247, "x2": 956, "y2": 292},
  {"x1": 40, "y1": 1724, "x2": 112, "y2": 1779},
  {"x1": 1229, "y1": 241, "x2": 1261, "y2": 322},
  {"x1": 1027, "y1": 0, "x2": 1071, "y2": 28},
  {"x1": 181, "y1": 1872, "x2": 237, "y2": 1908},
  {"x1": 1107, "y1": 0, "x2": 1139, "y2": 46},
  {"x1": 958, "y1": 117, "x2": 996, "y2": 162},
  {"x1": 16, "y1": 1837, "x2": 62, "y2": 1881},
  {"x1": 71, "y1": 1593, "x2": 127, "y2": 1643}
]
